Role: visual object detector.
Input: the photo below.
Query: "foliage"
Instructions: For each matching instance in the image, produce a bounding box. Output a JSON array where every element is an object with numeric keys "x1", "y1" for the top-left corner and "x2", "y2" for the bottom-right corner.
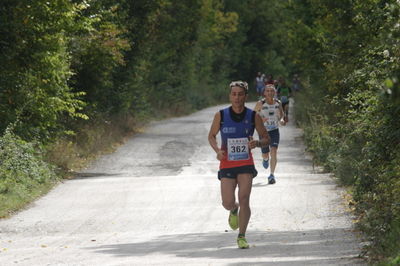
[
  {"x1": 0, "y1": 0, "x2": 87, "y2": 141},
  {"x1": 0, "y1": 125, "x2": 57, "y2": 217},
  {"x1": 69, "y1": 1, "x2": 131, "y2": 115},
  {"x1": 286, "y1": 0, "x2": 400, "y2": 262}
]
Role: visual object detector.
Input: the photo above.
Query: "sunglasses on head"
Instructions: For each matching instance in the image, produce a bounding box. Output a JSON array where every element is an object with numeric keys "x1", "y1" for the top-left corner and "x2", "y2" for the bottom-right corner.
[{"x1": 229, "y1": 81, "x2": 248, "y2": 90}]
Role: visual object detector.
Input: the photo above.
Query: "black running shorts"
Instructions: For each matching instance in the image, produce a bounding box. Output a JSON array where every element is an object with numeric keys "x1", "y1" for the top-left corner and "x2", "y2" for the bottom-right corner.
[{"x1": 218, "y1": 165, "x2": 258, "y2": 180}]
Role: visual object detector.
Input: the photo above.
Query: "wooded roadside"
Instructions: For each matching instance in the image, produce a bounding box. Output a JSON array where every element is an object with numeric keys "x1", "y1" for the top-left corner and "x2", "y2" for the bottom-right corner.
[{"x1": 0, "y1": 1, "x2": 399, "y2": 264}]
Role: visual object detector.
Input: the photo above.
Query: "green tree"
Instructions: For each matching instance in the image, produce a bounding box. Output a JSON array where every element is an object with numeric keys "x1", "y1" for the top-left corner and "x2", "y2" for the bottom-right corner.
[{"x1": 0, "y1": 0, "x2": 87, "y2": 141}]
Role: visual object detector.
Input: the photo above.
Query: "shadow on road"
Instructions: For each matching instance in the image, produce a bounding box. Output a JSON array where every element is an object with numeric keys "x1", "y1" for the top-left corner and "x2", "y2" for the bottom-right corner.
[
  {"x1": 71, "y1": 172, "x2": 124, "y2": 179},
  {"x1": 87, "y1": 228, "x2": 365, "y2": 265}
]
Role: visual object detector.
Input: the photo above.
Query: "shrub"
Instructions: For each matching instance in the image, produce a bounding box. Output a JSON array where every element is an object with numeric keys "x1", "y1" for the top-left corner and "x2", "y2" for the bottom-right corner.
[{"x1": 0, "y1": 125, "x2": 57, "y2": 217}]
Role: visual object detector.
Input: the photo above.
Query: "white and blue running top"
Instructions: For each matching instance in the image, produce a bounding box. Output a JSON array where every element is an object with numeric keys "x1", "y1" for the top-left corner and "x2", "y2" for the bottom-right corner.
[{"x1": 259, "y1": 99, "x2": 281, "y2": 131}]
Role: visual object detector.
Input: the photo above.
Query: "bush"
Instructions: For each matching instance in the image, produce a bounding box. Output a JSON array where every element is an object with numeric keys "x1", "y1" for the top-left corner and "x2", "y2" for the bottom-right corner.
[{"x1": 0, "y1": 126, "x2": 57, "y2": 217}]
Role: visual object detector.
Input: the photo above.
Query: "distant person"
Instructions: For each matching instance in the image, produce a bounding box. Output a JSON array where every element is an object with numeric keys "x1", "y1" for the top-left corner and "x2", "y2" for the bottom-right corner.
[
  {"x1": 292, "y1": 74, "x2": 302, "y2": 93},
  {"x1": 276, "y1": 77, "x2": 292, "y2": 124},
  {"x1": 208, "y1": 80, "x2": 270, "y2": 249},
  {"x1": 254, "y1": 84, "x2": 286, "y2": 184},
  {"x1": 255, "y1": 72, "x2": 265, "y2": 98},
  {"x1": 265, "y1": 74, "x2": 274, "y2": 85}
]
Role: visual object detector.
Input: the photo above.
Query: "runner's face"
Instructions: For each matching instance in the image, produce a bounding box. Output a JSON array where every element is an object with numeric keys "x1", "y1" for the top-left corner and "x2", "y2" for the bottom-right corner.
[
  {"x1": 264, "y1": 86, "x2": 275, "y2": 99},
  {"x1": 230, "y1": 86, "x2": 247, "y2": 107}
]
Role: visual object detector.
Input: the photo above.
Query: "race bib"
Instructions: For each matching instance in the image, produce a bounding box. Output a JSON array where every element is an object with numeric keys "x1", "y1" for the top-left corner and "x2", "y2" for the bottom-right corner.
[
  {"x1": 265, "y1": 120, "x2": 278, "y2": 126},
  {"x1": 264, "y1": 117, "x2": 278, "y2": 129},
  {"x1": 227, "y1": 138, "x2": 249, "y2": 161}
]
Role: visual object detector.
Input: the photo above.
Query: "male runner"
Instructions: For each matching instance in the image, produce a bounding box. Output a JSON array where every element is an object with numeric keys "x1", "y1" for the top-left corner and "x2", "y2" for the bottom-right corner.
[
  {"x1": 208, "y1": 80, "x2": 269, "y2": 249},
  {"x1": 276, "y1": 77, "x2": 292, "y2": 124}
]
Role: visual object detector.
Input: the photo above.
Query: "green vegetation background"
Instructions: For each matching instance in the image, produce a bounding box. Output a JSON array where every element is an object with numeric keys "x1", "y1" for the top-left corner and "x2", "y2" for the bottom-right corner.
[{"x1": 0, "y1": 1, "x2": 399, "y2": 264}]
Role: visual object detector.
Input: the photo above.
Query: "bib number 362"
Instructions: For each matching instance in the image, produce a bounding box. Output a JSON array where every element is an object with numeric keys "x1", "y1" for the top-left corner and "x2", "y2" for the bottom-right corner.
[{"x1": 227, "y1": 138, "x2": 249, "y2": 161}]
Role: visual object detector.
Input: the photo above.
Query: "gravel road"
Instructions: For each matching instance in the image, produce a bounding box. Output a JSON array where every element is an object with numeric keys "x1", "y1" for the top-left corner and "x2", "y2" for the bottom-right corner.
[{"x1": 0, "y1": 102, "x2": 365, "y2": 265}]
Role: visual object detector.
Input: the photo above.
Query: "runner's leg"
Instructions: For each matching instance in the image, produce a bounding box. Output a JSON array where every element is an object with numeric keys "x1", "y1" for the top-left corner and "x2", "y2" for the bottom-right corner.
[
  {"x1": 220, "y1": 177, "x2": 238, "y2": 211},
  {"x1": 261, "y1": 145, "x2": 270, "y2": 169},
  {"x1": 236, "y1": 173, "x2": 253, "y2": 235},
  {"x1": 284, "y1": 104, "x2": 289, "y2": 122},
  {"x1": 270, "y1": 146, "x2": 278, "y2": 175}
]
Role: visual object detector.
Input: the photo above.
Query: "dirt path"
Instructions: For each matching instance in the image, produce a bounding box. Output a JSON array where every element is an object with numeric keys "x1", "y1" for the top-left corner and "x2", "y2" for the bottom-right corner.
[{"x1": 0, "y1": 102, "x2": 365, "y2": 265}]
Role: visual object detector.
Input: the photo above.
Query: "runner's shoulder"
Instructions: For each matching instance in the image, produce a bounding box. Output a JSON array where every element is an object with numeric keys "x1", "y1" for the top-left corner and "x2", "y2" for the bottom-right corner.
[{"x1": 212, "y1": 109, "x2": 222, "y2": 123}]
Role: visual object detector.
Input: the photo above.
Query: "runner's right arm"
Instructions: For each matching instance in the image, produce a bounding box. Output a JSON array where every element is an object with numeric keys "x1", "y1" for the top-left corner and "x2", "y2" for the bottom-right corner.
[{"x1": 208, "y1": 111, "x2": 226, "y2": 160}]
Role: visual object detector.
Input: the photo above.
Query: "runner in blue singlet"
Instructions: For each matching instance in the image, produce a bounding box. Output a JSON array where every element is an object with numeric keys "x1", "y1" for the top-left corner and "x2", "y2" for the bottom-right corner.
[{"x1": 208, "y1": 80, "x2": 269, "y2": 249}]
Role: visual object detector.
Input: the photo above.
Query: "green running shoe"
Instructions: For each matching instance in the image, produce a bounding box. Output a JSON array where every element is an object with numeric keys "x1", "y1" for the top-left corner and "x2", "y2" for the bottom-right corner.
[
  {"x1": 228, "y1": 208, "x2": 239, "y2": 230},
  {"x1": 237, "y1": 236, "x2": 249, "y2": 249}
]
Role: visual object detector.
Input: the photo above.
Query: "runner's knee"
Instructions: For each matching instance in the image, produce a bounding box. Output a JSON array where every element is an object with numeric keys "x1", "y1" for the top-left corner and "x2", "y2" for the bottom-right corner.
[{"x1": 222, "y1": 200, "x2": 236, "y2": 210}]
